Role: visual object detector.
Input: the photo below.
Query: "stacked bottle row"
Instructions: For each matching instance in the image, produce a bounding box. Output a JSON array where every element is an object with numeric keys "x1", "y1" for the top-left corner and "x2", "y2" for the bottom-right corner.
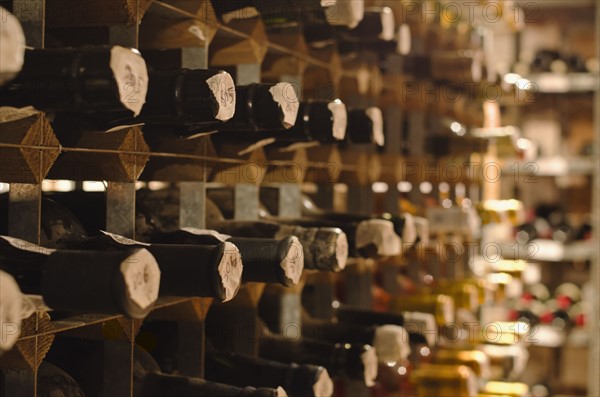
[{"x1": 1, "y1": 185, "x2": 538, "y2": 396}]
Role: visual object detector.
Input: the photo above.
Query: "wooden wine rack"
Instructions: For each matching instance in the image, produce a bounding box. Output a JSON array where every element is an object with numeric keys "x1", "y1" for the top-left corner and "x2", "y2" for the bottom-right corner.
[{"x1": 0, "y1": 1, "x2": 494, "y2": 396}]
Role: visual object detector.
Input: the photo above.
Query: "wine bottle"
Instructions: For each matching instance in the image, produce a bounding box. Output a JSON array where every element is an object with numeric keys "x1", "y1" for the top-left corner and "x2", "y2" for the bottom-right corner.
[
  {"x1": 300, "y1": 193, "x2": 415, "y2": 247},
  {"x1": 345, "y1": 107, "x2": 384, "y2": 147},
  {"x1": 134, "y1": 343, "x2": 288, "y2": 397},
  {"x1": 219, "y1": 83, "x2": 299, "y2": 132},
  {"x1": 285, "y1": 99, "x2": 347, "y2": 143},
  {"x1": 301, "y1": 311, "x2": 410, "y2": 364},
  {"x1": 58, "y1": 232, "x2": 243, "y2": 302},
  {"x1": 47, "y1": 338, "x2": 287, "y2": 397},
  {"x1": 213, "y1": 99, "x2": 347, "y2": 144},
  {"x1": 0, "y1": 46, "x2": 148, "y2": 117},
  {"x1": 138, "y1": 68, "x2": 236, "y2": 132},
  {"x1": 1, "y1": 362, "x2": 85, "y2": 397},
  {"x1": 333, "y1": 305, "x2": 437, "y2": 346},
  {"x1": 150, "y1": 228, "x2": 303, "y2": 286},
  {"x1": 210, "y1": 220, "x2": 348, "y2": 272},
  {"x1": 205, "y1": 349, "x2": 334, "y2": 397},
  {"x1": 0, "y1": 7, "x2": 26, "y2": 86},
  {"x1": 0, "y1": 235, "x2": 161, "y2": 319},
  {"x1": 258, "y1": 331, "x2": 379, "y2": 387},
  {"x1": 0, "y1": 270, "x2": 25, "y2": 354},
  {"x1": 266, "y1": 217, "x2": 401, "y2": 259},
  {"x1": 340, "y1": 7, "x2": 396, "y2": 41}
]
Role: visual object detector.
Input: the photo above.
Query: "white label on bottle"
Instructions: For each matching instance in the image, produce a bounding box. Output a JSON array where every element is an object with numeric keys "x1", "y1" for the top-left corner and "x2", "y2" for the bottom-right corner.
[
  {"x1": 0, "y1": 7, "x2": 25, "y2": 84},
  {"x1": 365, "y1": 107, "x2": 384, "y2": 146},
  {"x1": 218, "y1": 242, "x2": 243, "y2": 302},
  {"x1": 110, "y1": 46, "x2": 148, "y2": 117},
  {"x1": 120, "y1": 248, "x2": 161, "y2": 310},
  {"x1": 374, "y1": 325, "x2": 410, "y2": 363},
  {"x1": 324, "y1": 0, "x2": 364, "y2": 28},
  {"x1": 355, "y1": 220, "x2": 401, "y2": 256},
  {"x1": 180, "y1": 227, "x2": 231, "y2": 242},
  {"x1": 269, "y1": 82, "x2": 299, "y2": 129},
  {"x1": 327, "y1": 100, "x2": 347, "y2": 141},
  {"x1": 397, "y1": 24, "x2": 412, "y2": 55},
  {"x1": 335, "y1": 232, "x2": 349, "y2": 271},
  {"x1": 281, "y1": 236, "x2": 304, "y2": 285},
  {"x1": 206, "y1": 71, "x2": 236, "y2": 121},
  {"x1": 379, "y1": 7, "x2": 395, "y2": 41},
  {"x1": 0, "y1": 271, "x2": 23, "y2": 352},
  {"x1": 101, "y1": 230, "x2": 150, "y2": 246},
  {"x1": 361, "y1": 346, "x2": 378, "y2": 387},
  {"x1": 0, "y1": 235, "x2": 55, "y2": 255}
]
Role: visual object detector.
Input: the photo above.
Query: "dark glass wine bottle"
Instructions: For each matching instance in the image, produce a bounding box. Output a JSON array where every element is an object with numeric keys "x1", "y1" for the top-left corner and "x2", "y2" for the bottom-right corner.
[
  {"x1": 301, "y1": 310, "x2": 410, "y2": 364},
  {"x1": 0, "y1": 46, "x2": 148, "y2": 117},
  {"x1": 211, "y1": 99, "x2": 347, "y2": 144},
  {"x1": 0, "y1": 235, "x2": 160, "y2": 318},
  {"x1": 205, "y1": 349, "x2": 333, "y2": 397},
  {"x1": 211, "y1": 220, "x2": 348, "y2": 272},
  {"x1": 150, "y1": 228, "x2": 304, "y2": 286},
  {"x1": 219, "y1": 83, "x2": 299, "y2": 132},
  {"x1": 57, "y1": 232, "x2": 244, "y2": 302},
  {"x1": 139, "y1": 68, "x2": 236, "y2": 133},
  {"x1": 258, "y1": 332, "x2": 378, "y2": 387},
  {"x1": 345, "y1": 107, "x2": 384, "y2": 147}
]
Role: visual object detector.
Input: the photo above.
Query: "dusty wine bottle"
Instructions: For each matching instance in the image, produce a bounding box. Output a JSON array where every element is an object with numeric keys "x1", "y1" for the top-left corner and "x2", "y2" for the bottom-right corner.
[
  {"x1": 139, "y1": 68, "x2": 236, "y2": 132},
  {"x1": 219, "y1": 83, "x2": 299, "y2": 132},
  {"x1": 301, "y1": 311, "x2": 410, "y2": 364},
  {"x1": 149, "y1": 228, "x2": 303, "y2": 286},
  {"x1": 259, "y1": 332, "x2": 378, "y2": 388},
  {"x1": 0, "y1": 46, "x2": 148, "y2": 116},
  {"x1": 0, "y1": 235, "x2": 161, "y2": 319},
  {"x1": 334, "y1": 306, "x2": 437, "y2": 347},
  {"x1": 272, "y1": 217, "x2": 401, "y2": 258},
  {"x1": 210, "y1": 220, "x2": 348, "y2": 272},
  {"x1": 205, "y1": 349, "x2": 334, "y2": 397},
  {"x1": 133, "y1": 344, "x2": 288, "y2": 397},
  {"x1": 58, "y1": 232, "x2": 243, "y2": 302}
]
